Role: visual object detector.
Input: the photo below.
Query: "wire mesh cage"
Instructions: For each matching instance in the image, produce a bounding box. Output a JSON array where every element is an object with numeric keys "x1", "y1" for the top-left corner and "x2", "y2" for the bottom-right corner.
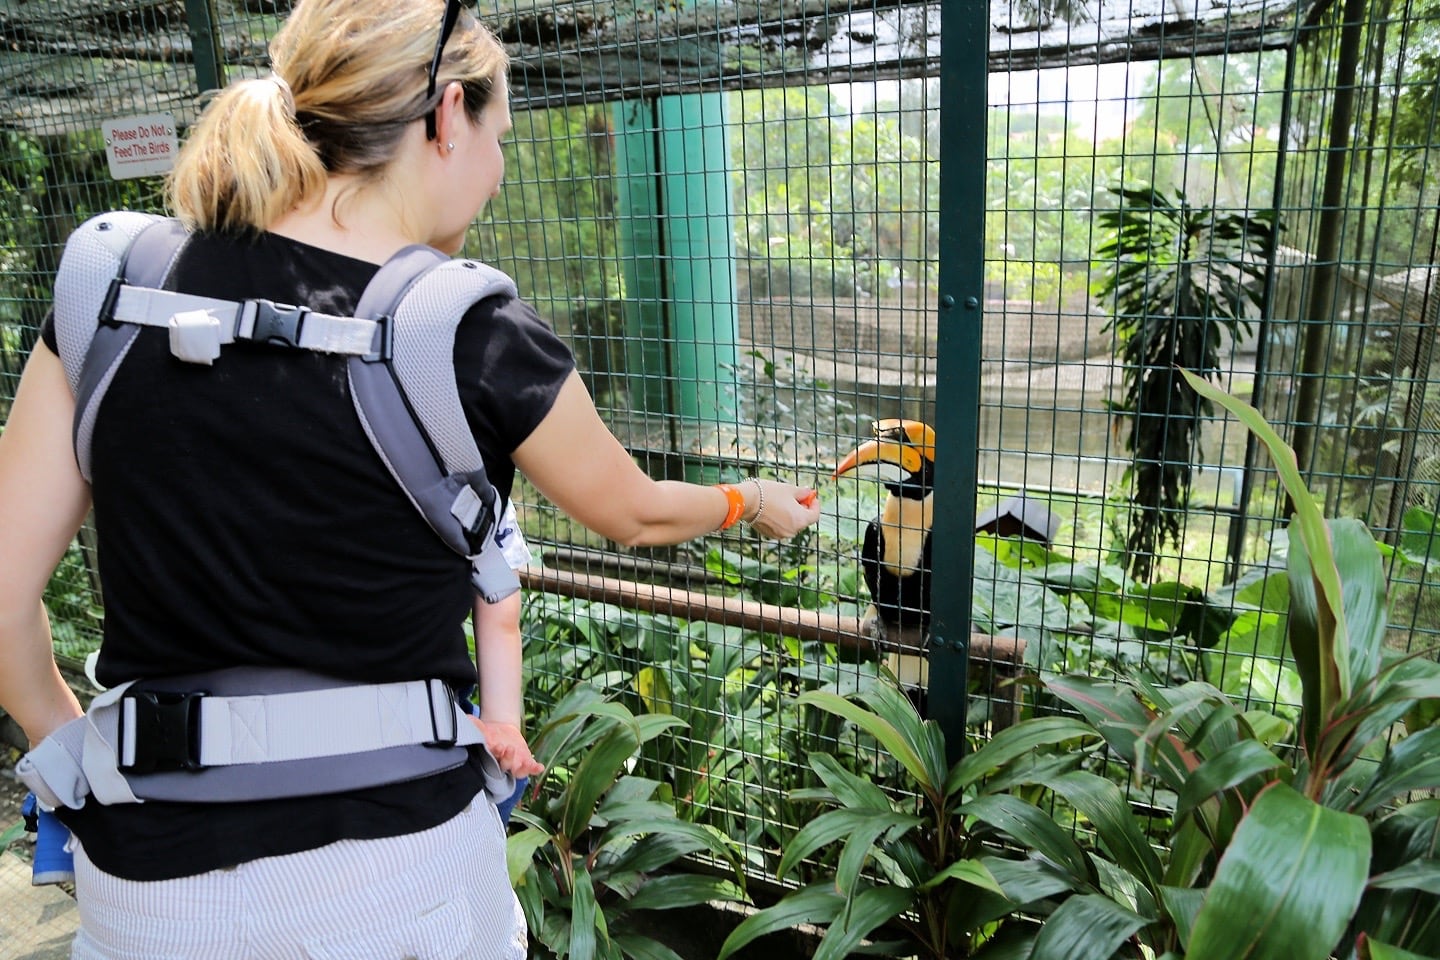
[{"x1": 1, "y1": 0, "x2": 1438, "y2": 943}]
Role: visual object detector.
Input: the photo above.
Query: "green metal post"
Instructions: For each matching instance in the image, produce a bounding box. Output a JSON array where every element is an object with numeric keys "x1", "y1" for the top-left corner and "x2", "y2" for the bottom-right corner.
[
  {"x1": 613, "y1": 100, "x2": 673, "y2": 422},
  {"x1": 613, "y1": 94, "x2": 740, "y2": 481},
  {"x1": 183, "y1": 0, "x2": 226, "y2": 93},
  {"x1": 657, "y1": 93, "x2": 740, "y2": 430},
  {"x1": 929, "y1": 1, "x2": 988, "y2": 765}
]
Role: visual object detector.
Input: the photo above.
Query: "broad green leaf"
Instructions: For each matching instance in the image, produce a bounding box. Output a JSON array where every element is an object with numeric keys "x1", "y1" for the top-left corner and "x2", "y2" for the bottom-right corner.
[
  {"x1": 1368, "y1": 860, "x2": 1440, "y2": 896},
  {"x1": 1186, "y1": 783, "x2": 1371, "y2": 960},
  {"x1": 1241, "y1": 710, "x2": 1293, "y2": 747},
  {"x1": 623, "y1": 875, "x2": 746, "y2": 912},
  {"x1": 1158, "y1": 884, "x2": 1205, "y2": 951},
  {"x1": 1040, "y1": 770, "x2": 1163, "y2": 891},
  {"x1": 810, "y1": 752, "x2": 892, "y2": 811},
  {"x1": 853, "y1": 682, "x2": 951, "y2": 792},
  {"x1": 777, "y1": 808, "x2": 920, "y2": 881},
  {"x1": 514, "y1": 871, "x2": 546, "y2": 943},
  {"x1": 595, "y1": 818, "x2": 734, "y2": 866},
  {"x1": 1353, "y1": 727, "x2": 1440, "y2": 816},
  {"x1": 607, "y1": 832, "x2": 714, "y2": 877},
  {"x1": 611, "y1": 933, "x2": 686, "y2": 960},
  {"x1": 716, "y1": 884, "x2": 846, "y2": 960},
  {"x1": 1180, "y1": 371, "x2": 1350, "y2": 715},
  {"x1": 919, "y1": 858, "x2": 1006, "y2": 896},
  {"x1": 1044, "y1": 674, "x2": 1194, "y2": 790},
  {"x1": 949, "y1": 716, "x2": 1103, "y2": 795},
  {"x1": 1163, "y1": 816, "x2": 1217, "y2": 888},
  {"x1": 966, "y1": 794, "x2": 1092, "y2": 883},
  {"x1": 571, "y1": 866, "x2": 602, "y2": 960},
  {"x1": 1288, "y1": 518, "x2": 1343, "y2": 752},
  {"x1": 634, "y1": 666, "x2": 673, "y2": 715},
  {"x1": 1175, "y1": 739, "x2": 1286, "y2": 822},
  {"x1": 1357, "y1": 935, "x2": 1437, "y2": 960},
  {"x1": 633, "y1": 714, "x2": 687, "y2": 744},
  {"x1": 982, "y1": 855, "x2": 1084, "y2": 904},
  {"x1": 1329, "y1": 518, "x2": 1389, "y2": 695},
  {"x1": 1029, "y1": 893, "x2": 1151, "y2": 960},
  {"x1": 811, "y1": 885, "x2": 915, "y2": 960},
  {"x1": 1399, "y1": 505, "x2": 1440, "y2": 566},
  {"x1": 797, "y1": 690, "x2": 934, "y2": 792},
  {"x1": 972, "y1": 925, "x2": 1039, "y2": 959},
  {"x1": 835, "y1": 811, "x2": 924, "y2": 896},
  {"x1": 1352, "y1": 804, "x2": 1440, "y2": 955},
  {"x1": 506, "y1": 827, "x2": 553, "y2": 887},
  {"x1": 562, "y1": 724, "x2": 644, "y2": 840}
]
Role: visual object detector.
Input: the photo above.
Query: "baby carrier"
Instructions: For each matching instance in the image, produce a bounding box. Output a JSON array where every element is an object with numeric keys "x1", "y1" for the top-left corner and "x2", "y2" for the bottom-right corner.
[{"x1": 19, "y1": 212, "x2": 521, "y2": 812}]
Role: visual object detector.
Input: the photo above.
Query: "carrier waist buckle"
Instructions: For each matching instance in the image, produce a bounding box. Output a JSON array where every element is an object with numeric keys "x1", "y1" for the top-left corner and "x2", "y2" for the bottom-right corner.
[{"x1": 119, "y1": 689, "x2": 205, "y2": 774}]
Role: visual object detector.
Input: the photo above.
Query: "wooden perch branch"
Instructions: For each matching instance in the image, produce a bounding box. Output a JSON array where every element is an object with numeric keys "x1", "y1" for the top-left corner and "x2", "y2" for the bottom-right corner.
[{"x1": 519, "y1": 565, "x2": 1025, "y2": 665}]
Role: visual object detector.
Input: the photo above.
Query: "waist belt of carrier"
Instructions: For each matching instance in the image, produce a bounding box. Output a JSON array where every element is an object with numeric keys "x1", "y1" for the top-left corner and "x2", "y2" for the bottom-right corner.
[{"x1": 15, "y1": 667, "x2": 512, "y2": 809}]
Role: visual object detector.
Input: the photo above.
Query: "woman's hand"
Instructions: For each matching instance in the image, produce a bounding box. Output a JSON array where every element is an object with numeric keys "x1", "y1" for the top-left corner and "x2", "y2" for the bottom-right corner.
[{"x1": 745, "y1": 479, "x2": 822, "y2": 541}]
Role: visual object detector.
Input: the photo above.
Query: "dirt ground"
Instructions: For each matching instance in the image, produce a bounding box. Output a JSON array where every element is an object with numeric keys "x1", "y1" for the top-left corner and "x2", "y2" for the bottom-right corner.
[{"x1": 2, "y1": 744, "x2": 37, "y2": 865}]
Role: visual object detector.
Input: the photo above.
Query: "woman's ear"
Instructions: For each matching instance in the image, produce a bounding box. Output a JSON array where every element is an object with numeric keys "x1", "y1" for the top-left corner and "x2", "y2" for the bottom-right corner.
[{"x1": 435, "y1": 80, "x2": 468, "y2": 152}]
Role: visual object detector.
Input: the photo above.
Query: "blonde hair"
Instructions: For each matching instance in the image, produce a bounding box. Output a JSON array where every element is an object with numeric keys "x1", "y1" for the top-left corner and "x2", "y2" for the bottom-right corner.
[{"x1": 167, "y1": 0, "x2": 508, "y2": 235}]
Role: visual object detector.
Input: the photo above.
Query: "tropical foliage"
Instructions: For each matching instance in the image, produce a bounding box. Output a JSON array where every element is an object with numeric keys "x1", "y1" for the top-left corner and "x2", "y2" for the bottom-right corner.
[
  {"x1": 507, "y1": 683, "x2": 747, "y2": 960},
  {"x1": 717, "y1": 377, "x2": 1440, "y2": 959},
  {"x1": 1092, "y1": 185, "x2": 1273, "y2": 581}
]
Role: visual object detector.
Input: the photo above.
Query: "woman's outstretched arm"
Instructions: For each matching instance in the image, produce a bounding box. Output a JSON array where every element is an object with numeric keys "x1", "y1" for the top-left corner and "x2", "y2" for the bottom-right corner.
[{"x1": 512, "y1": 371, "x2": 821, "y2": 547}]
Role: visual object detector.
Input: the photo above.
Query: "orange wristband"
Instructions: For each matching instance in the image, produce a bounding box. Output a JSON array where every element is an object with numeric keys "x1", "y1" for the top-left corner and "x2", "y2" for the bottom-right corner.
[{"x1": 715, "y1": 483, "x2": 745, "y2": 530}]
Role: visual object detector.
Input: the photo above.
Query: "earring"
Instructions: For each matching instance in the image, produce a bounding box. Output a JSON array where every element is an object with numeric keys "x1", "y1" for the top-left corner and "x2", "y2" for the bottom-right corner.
[{"x1": 446, "y1": 142, "x2": 455, "y2": 152}]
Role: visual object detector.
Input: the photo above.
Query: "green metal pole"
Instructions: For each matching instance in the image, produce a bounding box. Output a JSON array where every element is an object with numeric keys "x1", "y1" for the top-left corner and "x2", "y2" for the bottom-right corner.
[
  {"x1": 657, "y1": 93, "x2": 740, "y2": 432},
  {"x1": 613, "y1": 95, "x2": 739, "y2": 482},
  {"x1": 183, "y1": 0, "x2": 226, "y2": 93},
  {"x1": 929, "y1": 1, "x2": 989, "y2": 765},
  {"x1": 613, "y1": 99, "x2": 673, "y2": 423}
]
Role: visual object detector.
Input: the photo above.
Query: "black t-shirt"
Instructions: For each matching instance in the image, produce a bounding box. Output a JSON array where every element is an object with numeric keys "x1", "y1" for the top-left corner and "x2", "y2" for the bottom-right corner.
[{"x1": 42, "y1": 228, "x2": 573, "y2": 880}]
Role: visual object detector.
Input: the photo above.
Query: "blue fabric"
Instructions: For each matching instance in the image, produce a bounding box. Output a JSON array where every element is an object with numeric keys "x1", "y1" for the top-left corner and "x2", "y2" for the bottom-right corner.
[{"x1": 23, "y1": 792, "x2": 76, "y2": 885}]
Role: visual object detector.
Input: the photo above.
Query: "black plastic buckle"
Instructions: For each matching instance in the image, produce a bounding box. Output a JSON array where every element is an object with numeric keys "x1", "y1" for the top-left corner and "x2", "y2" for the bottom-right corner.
[
  {"x1": 461, "y1": 484, "x2": 497, "y2": 551},
  {"x1": 119, "y1": 689, "x2": 206, "y2": 774},
  {"x1": 423, "y1": 680, "x2": 459, "y2": 748},
  {"x1": 98, "y1": 277, "x2": 125, "y2": 328},
  {"x1": 247, "y1": 300, "x2": 309, "y2": 349},
  {"x1": 361, "y1": 314, "x2": 394, "y2": 364}
]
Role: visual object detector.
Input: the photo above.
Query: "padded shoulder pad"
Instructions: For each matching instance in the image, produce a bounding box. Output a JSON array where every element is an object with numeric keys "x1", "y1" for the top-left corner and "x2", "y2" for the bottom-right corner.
[
  {"x1": 386, "y1": 259, "x2": 518, "y2": 475},
  {"x1": 51, "y1": 211, "x2": 165, "y2": 394}
]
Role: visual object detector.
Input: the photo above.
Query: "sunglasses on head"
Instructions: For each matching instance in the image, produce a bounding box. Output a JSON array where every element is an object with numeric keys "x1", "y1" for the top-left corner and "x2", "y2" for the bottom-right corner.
[{"x1": 425, "y1": 0, "x2": 465, "y2": 141}]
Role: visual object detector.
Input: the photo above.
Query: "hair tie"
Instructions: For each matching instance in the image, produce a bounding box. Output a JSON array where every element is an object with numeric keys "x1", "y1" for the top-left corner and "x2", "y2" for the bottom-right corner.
[{"x1": 268, "y1": 72, "x2": 296, "y2": 116}]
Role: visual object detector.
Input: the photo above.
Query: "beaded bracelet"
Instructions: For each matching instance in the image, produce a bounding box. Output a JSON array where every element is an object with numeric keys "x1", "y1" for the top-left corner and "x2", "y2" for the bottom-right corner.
[
  {"x1": 747, "y1": 478, "x2": 766, "y2": 526},
  {"x1": 716, "y1": 483, "x2": 746, "y2": 530}
]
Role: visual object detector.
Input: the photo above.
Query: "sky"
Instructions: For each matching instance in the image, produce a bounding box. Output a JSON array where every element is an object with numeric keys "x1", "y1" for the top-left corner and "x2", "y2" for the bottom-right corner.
[{"x1": 840, "y1": 60, "x2": 1158, "y2": 143}]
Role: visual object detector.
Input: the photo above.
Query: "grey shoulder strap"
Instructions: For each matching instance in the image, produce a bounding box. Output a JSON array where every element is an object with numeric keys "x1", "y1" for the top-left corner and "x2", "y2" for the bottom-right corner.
[
  {"x1": 349, "y1": 250, "x2": 522, "y2": 603},
  {"x1": 52, "y1": 213, "x2": 187, "y2": 481},
  {"x1": 51, "y1": 214, "x2": 522, "y2": 602}
]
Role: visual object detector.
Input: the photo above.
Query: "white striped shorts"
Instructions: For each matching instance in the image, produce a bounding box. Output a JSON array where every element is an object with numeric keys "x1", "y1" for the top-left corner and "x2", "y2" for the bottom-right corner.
[{"x1": 69, "y1": 795, "x2": 526, "y2": 960}]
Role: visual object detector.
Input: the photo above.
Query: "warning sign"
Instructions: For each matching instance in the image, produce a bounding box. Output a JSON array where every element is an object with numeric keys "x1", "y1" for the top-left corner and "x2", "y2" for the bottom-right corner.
[{"x1": 101, "y1": 113, "x2": 178, "y2": 180}]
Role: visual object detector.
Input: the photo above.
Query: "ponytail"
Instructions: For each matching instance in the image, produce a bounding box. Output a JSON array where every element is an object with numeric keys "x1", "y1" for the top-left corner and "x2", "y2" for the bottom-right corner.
[{"x1": 167, "y1": 75, "x2": 326, "y2": 235}]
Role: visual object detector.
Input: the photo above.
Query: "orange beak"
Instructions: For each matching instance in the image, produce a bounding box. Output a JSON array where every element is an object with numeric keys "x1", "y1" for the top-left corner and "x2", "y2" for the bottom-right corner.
[{"x1": 833, "y1": 419, "x2": 936, "y2": 478}]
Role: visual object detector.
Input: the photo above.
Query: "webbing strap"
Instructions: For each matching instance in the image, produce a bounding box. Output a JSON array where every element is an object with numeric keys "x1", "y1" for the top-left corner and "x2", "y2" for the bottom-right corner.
[
  {"x1": 173, "y1": 678, "x2": 481, "y2": 767},
  {"x1": 15, "y1": 674, "x2": 508, "y2": 808},
  {"x1": 109, "y1": 286, "x2": 378, "y2": 356}
]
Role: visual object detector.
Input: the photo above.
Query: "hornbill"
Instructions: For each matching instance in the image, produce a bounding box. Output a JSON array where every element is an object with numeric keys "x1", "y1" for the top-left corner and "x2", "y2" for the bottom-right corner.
[{"x1": 833, "y1": 419, "x2": 936, "y2": 659}]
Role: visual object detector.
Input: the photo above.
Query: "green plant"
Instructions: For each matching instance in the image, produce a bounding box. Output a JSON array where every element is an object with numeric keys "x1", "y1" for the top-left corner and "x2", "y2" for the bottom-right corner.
[
  {"x1": 1092, "y1": 185, "x2": 1273, "y2": 581},
  {"x1": 721, "y1": 375, "x2": 1440, "y2": 959},
  {"x1": 508, "y1": 682, "x2": 748, "y2": 960},
  {"x1": 1, "y1": 818, "x2": 25, "y2": 857},
  {"x1": 716, "y1": 680, "x2": 1163, "y2": 960}
]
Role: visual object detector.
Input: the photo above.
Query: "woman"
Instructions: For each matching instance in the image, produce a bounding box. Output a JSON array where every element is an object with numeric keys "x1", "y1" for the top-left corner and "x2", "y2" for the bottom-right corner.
[{"x1": 0, "y1": 0, "x2": 821, "y2": 956}]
